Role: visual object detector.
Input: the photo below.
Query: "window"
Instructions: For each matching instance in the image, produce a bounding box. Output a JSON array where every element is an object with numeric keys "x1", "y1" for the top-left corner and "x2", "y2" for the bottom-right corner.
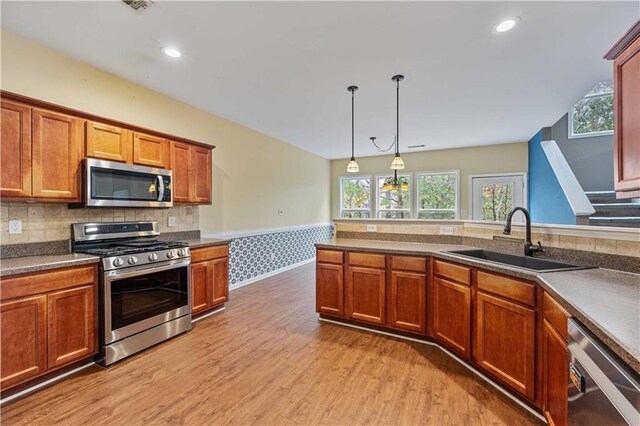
[
  {"x1": 470, "y1": 173, "x2": 526, "y2": 222},
  {"x1": 417, "y1": 171, "x2": 458, "y2": 219},
  {"x1": 376, "y1": 174, "x2": 411, "y2": 219},
  {"x1": 569, "y1": 81, "x2": 614, "y2": 138},
  {"x1": 340, "y1": 176, "x2": 371, "y2": 218}
]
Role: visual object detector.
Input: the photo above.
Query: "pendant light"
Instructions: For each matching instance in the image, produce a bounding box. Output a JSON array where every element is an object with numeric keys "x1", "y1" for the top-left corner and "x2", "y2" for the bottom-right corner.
[
  {"x1": 346, "y1": 85, "x2": 359, "y2": 173},
  {"x1": 390, "y1": 75, "x2": 405, "y2": 170}
]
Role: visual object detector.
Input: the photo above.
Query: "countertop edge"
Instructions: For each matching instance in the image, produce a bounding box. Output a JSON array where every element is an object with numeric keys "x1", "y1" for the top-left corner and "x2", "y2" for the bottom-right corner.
[{"x1": 0, "y1": 256, "x2": 100, "y2": 278}]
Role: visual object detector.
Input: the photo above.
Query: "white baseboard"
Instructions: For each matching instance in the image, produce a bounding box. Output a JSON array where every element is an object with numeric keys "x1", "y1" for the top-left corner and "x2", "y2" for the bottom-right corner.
[{"x1": 230, "y1": 258, "x2": 315, "y2": 291}]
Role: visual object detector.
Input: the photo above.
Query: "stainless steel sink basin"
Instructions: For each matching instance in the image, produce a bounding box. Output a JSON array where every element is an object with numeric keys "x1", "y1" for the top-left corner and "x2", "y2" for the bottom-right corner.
[{"x1": 445, "y1": 249, "x2": 593, "y2": 272}]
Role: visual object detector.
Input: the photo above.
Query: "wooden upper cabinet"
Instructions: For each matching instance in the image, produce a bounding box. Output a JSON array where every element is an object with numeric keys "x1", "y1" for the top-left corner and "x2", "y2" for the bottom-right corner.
[
  {"x1": 0, "y1": 295, "x2": 47, "y2": 390},
  {"x1": 85, "y1": 121, "x2": 132, "y2": 163},
  {"x1": 432, "y1": 277, "x2": 471, "y2": 358},
  {"x1": 31, "y1": 108, "x2": 83, "y2": 201},
  {"x1": 0, "y1": 100, "x2": 31, "y2": 198},
  {"x1": 132, "y1": 132, "x2": 169, "y2": 168},
  {"x1": 389, "y1": 270, "x2": 427, "y2": 334},
  {"x1": 170, "y1": 141, "x2": 212, "y2": 205},
  {"x1": 316, "y1": 262, "x2": 344, "y2": 317},
  {"x1": 476, "y1": 291, "x2": 536, "y2": 400},
  {"x1": 605, "y1": 21, "x2": 640, "y2": 199}
]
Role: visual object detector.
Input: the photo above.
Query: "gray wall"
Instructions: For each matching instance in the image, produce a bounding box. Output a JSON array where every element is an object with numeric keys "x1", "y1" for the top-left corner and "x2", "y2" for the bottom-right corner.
[{"x1": 551, "y1": 113, "x2": 613, "y2": 192}]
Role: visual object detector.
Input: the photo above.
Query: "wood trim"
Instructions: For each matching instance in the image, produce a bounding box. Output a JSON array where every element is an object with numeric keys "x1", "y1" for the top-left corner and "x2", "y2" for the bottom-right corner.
[
  {"x1": 604, "y1": 19, "x2": 640, "y2": 59},
  {"x1": 316, "y1": 249, "x2": 344, "y2": 264},
  {"x1": 190, "y1": 245, "x2": 229, "y2": 263},
  {"x1": 476, "y1": 271, "x2": 536, "y2": 307},
  {"x1": 433, "y1": 259, "x2": 471, "y2": 285},
  {"x1": 0, "y1": 265, "x2": 97, "y2": 301},
  {"x1": 0, "y1": 90, "x2": 215, "y2": 150}
]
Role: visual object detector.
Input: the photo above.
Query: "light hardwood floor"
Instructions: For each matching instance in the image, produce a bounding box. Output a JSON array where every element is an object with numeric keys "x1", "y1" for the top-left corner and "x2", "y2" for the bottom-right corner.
[{"x1": 1, "y1": 262, "x2": 541, "y2": 425}]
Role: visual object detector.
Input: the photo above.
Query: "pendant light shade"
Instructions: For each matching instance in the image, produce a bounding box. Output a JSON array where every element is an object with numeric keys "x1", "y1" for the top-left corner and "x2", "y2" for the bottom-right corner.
[
  {"x1": 347, "y1": 85, "x2": 359, "y2": 173},
  {"x1": 390, "y1": 155, "x2": 405, "y2": 170},
  {"x1": 390, "y1": 75, "x2": 405, "y2": 170}
]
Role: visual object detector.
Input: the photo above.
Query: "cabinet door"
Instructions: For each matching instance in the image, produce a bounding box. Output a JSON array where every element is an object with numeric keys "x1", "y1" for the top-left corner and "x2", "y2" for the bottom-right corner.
[
  {"x1": 85, "y1": 121, "x2": 132, "y2": 163},
  {"x1": 316, "y1": 263, "x2": 344, "y2": 317},
  {"x1": 346, "y1": 266, "x2": 385, "y2": 324},
  {"x1": 47, "y1": 285, "x2": 96, "y2": 368},
  {"x1": 0, "y1": 100, "x2": 31, "y2": 198},
  {"x1": 31, "y1": 109, "x2": 83, "y2": 200},
  {"x1": 1, "y1": 295, "x2": 47, "y2": 389},
  {"x1": 132, "y1": 132, "x2": 169, "y2": 168},
  {"x1": 613, "y1": 36, "x2": 640, "y2": 198},
  {"x1": 543, "y1": 319, "x2": 568, "y2": 426},
  {"x1": 191, "y1": 261, "x2": 211, "y2": 314},
  {"x1": 432, "y1": 277, "x2": 471, "y2": 358},
  {"x1": 210, "y1": 257, "x2": 229, "y2": 307},
  {"x1": 192, "y1": 146, "x2": 212, "y2": 204},
  {"x1": 389, "y1": 271, "x2": 427, "y2": 334},
  {"x1": 476, "y1": 291, "x2": 536, "y2": 400},
  {"x1": 170, "y1": 141, "x2": 193, "y2": 203}
]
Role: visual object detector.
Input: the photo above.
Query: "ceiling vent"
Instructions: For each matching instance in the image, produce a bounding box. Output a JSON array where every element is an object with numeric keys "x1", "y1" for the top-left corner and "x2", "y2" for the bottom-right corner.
[
  {"x1": 408, "y1": 144, "x2": 425, "y2": 149},
  {"x1": 121, "y1": 0, "x2": 154, "y2": 12}
]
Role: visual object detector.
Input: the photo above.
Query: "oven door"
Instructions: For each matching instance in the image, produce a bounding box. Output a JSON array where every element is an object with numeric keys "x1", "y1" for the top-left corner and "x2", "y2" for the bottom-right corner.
[
  {"x1": 104, "y1": 259, "x2": 191, "y2": 344},
  {"x1": 86, "y1": 158, "x2": 172, "y2": 208}
]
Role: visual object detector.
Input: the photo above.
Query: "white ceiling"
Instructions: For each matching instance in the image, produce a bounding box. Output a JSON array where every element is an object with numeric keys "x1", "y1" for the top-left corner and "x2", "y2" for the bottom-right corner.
[{"x1": 2, "y1": 1, "x2": 638, "y2": 159}]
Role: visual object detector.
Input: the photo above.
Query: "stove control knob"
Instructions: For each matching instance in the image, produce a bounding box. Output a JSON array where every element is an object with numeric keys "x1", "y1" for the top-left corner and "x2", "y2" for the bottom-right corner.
[
  {"x1": 128, "y1": 256, "x2": 138, "y2": 265},
  {"x1": 113, "y1": 258, "x2": 124, "y2": 267},
  {"x1": 177, "y1": 248, "x2": 186, "y2": 257},
  {"x1": 148, "y1": 253, "x2": 158, "y2": 261},
  {"x1": 166, "y1": 251, "x2": 175, "y2": 259}
]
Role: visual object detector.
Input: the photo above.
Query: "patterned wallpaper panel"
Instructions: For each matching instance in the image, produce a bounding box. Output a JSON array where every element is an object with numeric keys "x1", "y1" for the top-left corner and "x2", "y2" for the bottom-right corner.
[{"x1": 228, "y1": 225, "x2": 333, "y2": 285}]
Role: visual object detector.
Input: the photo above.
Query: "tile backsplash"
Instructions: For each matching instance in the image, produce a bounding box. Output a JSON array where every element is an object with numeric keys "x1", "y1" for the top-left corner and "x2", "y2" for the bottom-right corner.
[{"x1": 0, "y1": 202, "x2": 199, "y2": 244}]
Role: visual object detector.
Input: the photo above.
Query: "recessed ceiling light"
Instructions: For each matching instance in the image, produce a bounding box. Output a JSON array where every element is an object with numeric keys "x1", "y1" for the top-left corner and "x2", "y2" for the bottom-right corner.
[
  {"x1": 163, "y1": 47, "x2": 182, "y2": 58},
  {"x1": 495, "y1": 17, "x2": 520, "y2": 33}
]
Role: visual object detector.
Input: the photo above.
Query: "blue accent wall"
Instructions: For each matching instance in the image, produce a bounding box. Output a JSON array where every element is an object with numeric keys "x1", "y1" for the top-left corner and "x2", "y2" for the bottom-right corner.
[{"x1": 528, "y1": 129, "x2": 575, "y2": 225}]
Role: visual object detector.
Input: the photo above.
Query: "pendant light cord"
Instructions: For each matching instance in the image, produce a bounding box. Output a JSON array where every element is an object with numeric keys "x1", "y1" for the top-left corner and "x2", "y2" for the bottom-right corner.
[
  {"x1": 396, "y1": 78, "x2": 400, "y2": 156},
  {"x1": 351, "y1": 89, "x2": 355, "y2": 158}
]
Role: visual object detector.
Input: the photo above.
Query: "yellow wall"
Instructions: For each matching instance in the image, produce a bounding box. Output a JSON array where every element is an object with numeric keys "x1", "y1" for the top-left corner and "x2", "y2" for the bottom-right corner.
[
  {"x1": 331, "y1": 142, "x2": 528, "y2": 219},
  {"x1": 0, "y1": 31, "x2": 331, "y2": 234}
]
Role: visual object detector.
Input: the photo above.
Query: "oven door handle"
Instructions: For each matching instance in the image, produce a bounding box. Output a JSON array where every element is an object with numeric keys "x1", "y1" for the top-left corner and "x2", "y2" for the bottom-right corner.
[
  {"x1": 105, "y1": 259, "x2": 191, "y2": 281},
  {"x1": 157, "y1": 175, "x2": 165, "y2": 202}
]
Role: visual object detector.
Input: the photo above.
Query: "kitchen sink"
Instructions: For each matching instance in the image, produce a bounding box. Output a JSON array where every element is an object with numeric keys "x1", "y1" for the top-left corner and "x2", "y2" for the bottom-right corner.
[{"x1": 445, "y1": 249, "x2": 593, "y2": 272}]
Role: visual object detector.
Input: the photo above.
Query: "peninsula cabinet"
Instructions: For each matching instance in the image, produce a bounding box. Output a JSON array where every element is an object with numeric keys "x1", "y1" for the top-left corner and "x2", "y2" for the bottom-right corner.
[
  {"x1": 542, "y1": 292, "x2": 569, "y2": 426},
  {"x1": 170, "y1": 141, "x2": 213, "y2": 205},
  {"x1": 345, "y1": 252, "x2": 386, "y2": 325},
  {"x1": 316, "y1": 250, "x2": 345, "y2": 317},
  {"x1": 0, "y1": 264, "x2": 98, "y2": 391},
  {"x1": 605, "y1": 20, "x2": 640, "y2": 199},
  {"x1": 388, "y1": 256, "x2": 427, "y2": 334},
  {"x1": 190, "y1": 245, "x2": 230, "y2": 316}
]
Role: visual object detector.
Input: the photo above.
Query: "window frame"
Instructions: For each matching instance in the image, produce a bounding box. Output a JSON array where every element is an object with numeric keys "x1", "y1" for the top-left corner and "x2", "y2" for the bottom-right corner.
[
  {"x1": 415, "y1": 170, "x2": 460, "y2": 220},
  {"x1": 375, "y1": 173, "x2": 412, "y2": 219},
  {"x1": 568, "y1": 88, "x2": 614, "y2": 139},
  {"x1": 339, "y1": 175, "x2": 373, "y2": 219},
  {"x1": 468, "y1": 172, "x2": 528, "y2": 223}
]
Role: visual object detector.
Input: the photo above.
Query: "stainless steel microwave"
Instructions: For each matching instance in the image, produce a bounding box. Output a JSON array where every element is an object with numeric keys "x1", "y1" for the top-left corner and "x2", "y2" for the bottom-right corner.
[{"x1": 82, "y1": 158, "x2": 173, "y2": 208}]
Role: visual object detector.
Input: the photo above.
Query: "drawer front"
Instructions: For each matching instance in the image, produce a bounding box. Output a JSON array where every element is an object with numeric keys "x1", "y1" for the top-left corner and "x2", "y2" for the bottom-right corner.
[
  {"x1": 348, "y1": 252, "x2": 386, "y2": 269},
  {"x1": 433, "y1": 260, "x2": 470, "y2": 285},
  {"x1": 391, "y1": 256, "x2": 427, "y2": 273},
  {"x1": 317, "y1": 249, "x2": 344, "y2": 265},
  {"x1": 191, "y1": 245, "x2": 229, "y2": 263},
  {"x1": 1, "y1": 265, "x2": 97, "y2": 301},
  {"x1": 543, "y1": 292, "x2": 569, "y2": 341},
  {"x1": 477, "y1": 271, "x2": 536, "y2": 307}
]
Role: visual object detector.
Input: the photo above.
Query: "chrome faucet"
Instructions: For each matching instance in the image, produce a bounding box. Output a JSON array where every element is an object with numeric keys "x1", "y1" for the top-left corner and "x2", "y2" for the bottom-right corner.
[{"x1": 503, "y1": 207, "x2": 544, "y2": 257}]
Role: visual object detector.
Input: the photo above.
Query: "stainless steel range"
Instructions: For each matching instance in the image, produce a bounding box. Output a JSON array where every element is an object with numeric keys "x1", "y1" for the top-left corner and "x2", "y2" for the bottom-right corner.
[{"x1": 72, "y1": 221, "x2": 191, "y2": 366}]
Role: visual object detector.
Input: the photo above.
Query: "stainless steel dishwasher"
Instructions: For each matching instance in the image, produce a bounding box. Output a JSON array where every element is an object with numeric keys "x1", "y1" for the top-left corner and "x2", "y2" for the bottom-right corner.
[{"x1": 568, "y1": 319, "x2": 640, "y2": 425}]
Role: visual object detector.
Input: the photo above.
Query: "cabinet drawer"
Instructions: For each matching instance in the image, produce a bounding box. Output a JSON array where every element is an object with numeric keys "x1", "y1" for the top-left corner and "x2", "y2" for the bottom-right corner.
[
  {"x1": 1, "y1": 265, "x2": 97, "y2": 301},
  {"x1": 477, "y1": 271, "x2": 535, "y2": 307},
  {"x1": 317, "y1": 249, "x2": 344, "y2": 264},
  {"x1": 191, "y1": 245, "x2": 228, "y2": 263},
  {"x1": 433, "y1": 260, "x2": 470, "y2": 285},
  {"x1": 543, "y1": 292, "x2": 569, "y2": 341},
  {"x1": 391, "y1": 256, "x2": 427, "y2": 273},
  {"x1": 348, "y1": 252, "x2": 386, "y2": 269}
]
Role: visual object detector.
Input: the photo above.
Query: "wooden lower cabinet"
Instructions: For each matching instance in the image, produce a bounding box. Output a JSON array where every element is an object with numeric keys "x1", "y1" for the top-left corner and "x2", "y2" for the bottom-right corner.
[
  {"x1": 476, "y1": 291, "x2": 536, "y2": 400},
  {"x1": 0, "y1": 265, "x2": 98, "y2": 391},
  {"x1": 543, "y1": 319, "x2": 568, "y2": 426},
  {"x1": 346, "y1": 266, "x2": 386, "y2": 325},
  {"x1": 388, "y1": 270, "x2": 427, "y2": 334},
  {"x1": 316, "y1": 262, "x2": 344, "y2": 317},
  {"x1": 190, "y1": 245, "x2": 229, "y2": 315},
  {"x1": 432, "y1": 277, "x2": 471, "y2": 358}
]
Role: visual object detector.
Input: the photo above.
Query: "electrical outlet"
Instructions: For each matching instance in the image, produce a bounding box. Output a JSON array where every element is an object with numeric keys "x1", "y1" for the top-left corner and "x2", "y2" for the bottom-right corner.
[
  {"x1": 9, "y1": 220, "x2": 22, "y2": 235},
  {"x1": 439, "y1": 226, "x2": 454, "y2": 235},
  {"x1": 167, "y1": 216, "x2": 176, "y2": 227},
  {"x1": 278, "y1": 209, "x2": 284, "y2": 216},
  {"x1": 366, "y1": 224, "x2": 377, "y2": 232}
]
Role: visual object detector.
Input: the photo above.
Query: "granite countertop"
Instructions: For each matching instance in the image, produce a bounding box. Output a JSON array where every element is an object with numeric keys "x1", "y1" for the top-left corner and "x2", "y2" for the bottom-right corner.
[
  {"x1": 317, "y1": 238, "x2": 640, "y2": 374},
  {"x1": 0, "y1": 253, "x2": 100, "y2": 277},
  {"x1": 184, "y1": 237, "x2": 232, "y2": 249}
]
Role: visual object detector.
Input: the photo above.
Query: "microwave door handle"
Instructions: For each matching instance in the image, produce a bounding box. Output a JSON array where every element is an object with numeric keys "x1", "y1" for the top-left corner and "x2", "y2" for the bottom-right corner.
[{"x1": 157, "y1": 175, "x2": 165, "y2": 202}]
